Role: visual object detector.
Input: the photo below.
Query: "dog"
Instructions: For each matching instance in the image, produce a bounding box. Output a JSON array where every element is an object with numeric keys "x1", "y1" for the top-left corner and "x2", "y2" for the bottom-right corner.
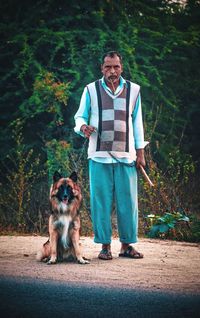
[{"x1": 36, "y1": 171, "x2": 89, "y2": 264}]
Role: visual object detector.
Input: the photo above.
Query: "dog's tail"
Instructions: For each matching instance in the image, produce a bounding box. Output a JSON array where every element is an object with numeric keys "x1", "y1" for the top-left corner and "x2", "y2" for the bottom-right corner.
[
  {"x1": 36, "y1": 250, "x2": 44, "y2": 261},
  {"x1": 36, "y1": 239, "x2": 50, "y2": 261}
]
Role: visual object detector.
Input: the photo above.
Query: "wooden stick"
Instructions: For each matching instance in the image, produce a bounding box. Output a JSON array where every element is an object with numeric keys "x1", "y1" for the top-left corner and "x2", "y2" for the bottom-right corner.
[
  {"x1": 139, "y1": 165, "x2": 154, "y2": 187},
  {"x1": 109, "y1": 79, "x2": 116, "y2": 93}
]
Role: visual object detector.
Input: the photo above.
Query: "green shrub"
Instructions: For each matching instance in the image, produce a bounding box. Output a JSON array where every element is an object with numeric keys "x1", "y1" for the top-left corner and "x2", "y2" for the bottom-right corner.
[
  {"x1": 0, "y1": 119, "x2": 46, "y2": 231},
  {"x1": 145, "y1": 212, "x2": 189, "y2": 239}
]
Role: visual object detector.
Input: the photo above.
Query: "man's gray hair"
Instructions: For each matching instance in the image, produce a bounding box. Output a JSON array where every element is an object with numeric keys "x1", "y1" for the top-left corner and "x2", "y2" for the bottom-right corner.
[{"x1": 101, "y1": 51, "x2": 123, "y2": 64}]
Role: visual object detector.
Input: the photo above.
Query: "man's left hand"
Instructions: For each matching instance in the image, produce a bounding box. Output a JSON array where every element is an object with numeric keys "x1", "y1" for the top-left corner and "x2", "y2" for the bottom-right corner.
[{"x1": 136, "y1": 149, "x2": 146, "y2": 169}]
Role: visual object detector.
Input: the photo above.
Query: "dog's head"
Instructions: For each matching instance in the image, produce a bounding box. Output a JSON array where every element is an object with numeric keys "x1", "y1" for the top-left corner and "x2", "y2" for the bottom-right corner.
[{"x1": 50, "y1": 171, "x2": 80, "y2": 204}]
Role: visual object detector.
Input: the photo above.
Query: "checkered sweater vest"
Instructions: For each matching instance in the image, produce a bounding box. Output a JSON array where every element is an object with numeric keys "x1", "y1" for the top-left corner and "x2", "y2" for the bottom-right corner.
[{"x1": 87, "y1": 80, "x2": 140, "y2": 161}]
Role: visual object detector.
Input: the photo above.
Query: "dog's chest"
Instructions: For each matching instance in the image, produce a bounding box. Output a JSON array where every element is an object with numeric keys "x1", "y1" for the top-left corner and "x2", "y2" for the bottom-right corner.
[
  {"x1": 58, "y1": 201, "x2": 69, "y2": 214},
  {"x1": 53, "y1": 214, "x2": 72, "y2": 230}
]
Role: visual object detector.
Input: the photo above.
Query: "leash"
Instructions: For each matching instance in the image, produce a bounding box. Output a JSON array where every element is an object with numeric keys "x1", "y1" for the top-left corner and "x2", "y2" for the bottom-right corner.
[
  {"x1": 72, "y1": 137, "x2": 88, "y2": 173},
  {"x1": 95, "y1": 129, "x2": 135, "y2": 167},
  {"x1": 75, "y1": 129, "x2": 154, "y2": 187},
  {"x1": 108, "y1": 151, "x2": 154, "y2": 186},
  {"x1": 97, "y1": 130, "x2": 154, "y2": 186},
  {"x1": 107, "y1": 151, "x2": 135, "y2": 167}
]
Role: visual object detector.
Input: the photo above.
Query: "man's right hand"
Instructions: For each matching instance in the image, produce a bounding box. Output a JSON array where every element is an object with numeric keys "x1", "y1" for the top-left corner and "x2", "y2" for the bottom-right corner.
[{"x1": 81, "y1": 125, "x2": 96, "y2": 138}]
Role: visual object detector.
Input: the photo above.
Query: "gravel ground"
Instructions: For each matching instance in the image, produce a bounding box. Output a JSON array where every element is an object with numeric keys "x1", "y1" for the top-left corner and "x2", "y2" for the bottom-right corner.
[{"x1": 0, "y1": 235, "x2": 199, "y2": 294}]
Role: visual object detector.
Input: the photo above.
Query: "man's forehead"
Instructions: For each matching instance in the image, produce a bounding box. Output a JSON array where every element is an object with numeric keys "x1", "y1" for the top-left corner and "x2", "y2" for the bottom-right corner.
[{"x1": 103, "y1": 55, "x2": 122, "y2": 65}]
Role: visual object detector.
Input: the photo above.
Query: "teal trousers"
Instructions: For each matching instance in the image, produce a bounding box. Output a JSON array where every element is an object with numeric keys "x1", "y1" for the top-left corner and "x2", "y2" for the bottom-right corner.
[{"x1": 89, "y1": 160, "x2": 138, "y2": 244}]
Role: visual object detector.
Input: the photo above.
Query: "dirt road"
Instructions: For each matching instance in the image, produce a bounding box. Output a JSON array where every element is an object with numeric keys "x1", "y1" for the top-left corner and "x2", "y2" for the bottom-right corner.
[{"x1": 0, "y1": 235, "x2": 199, "y2": 294}]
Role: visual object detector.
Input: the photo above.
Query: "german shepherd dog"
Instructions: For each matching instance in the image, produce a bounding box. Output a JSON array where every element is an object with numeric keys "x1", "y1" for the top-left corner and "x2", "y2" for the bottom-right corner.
[{"x1": 36, "y1": 171, "x2": 89, "y2": 264}]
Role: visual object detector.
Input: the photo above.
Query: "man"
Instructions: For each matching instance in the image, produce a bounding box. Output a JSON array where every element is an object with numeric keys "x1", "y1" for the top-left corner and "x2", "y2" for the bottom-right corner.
[{"x1": 74, "y1": 51, "x2": 146, "y2": 260}]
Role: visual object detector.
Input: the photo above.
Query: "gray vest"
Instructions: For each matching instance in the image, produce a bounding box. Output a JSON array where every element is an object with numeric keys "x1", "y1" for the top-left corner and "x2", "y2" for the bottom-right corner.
[{"x1": 86, "y1": 79, "x2": 140, "y2": 161}]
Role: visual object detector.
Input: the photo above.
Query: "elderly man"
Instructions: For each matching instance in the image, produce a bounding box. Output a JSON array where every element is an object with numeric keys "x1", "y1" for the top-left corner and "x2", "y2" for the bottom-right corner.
[{"x1": 74, "y1": 51, "x2": 146, "y2": 260}]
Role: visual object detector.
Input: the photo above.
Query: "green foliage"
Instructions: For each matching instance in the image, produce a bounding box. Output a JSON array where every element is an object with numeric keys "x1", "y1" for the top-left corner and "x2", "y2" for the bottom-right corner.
[
  {"x1": 28, "y1": 70, "x2": 70, "y2": 118},
  {"x1": 46, "y1": 139, "x2": 71, "y2": 184},
  {"x1": 139, "y1": 146, "x2": 199, "y2": 242},
  {"x1": 189, "y1": 215, "x2": 200, "y2": 242},
  {"x1": 168, "y1": 149, "x2": 195, "y2": 184},
  {"x1": 139, "y1": 146, "x2": 196, "y2": 217},
  {"x1": 19, "y1": 69, "x2": 71, "y2": 143},
  {"x1": 145, "y1": 211, "x2": 200, "y2": 242},
  {"x1": 146, "y1": 212, "x2": 190, "y2": 239},
  {"x1": 0, "y1": 119, "x2": 46, "y2": 230},
  {"x1": 1, "y1": 0, "x2": 200, "y2": 162}
]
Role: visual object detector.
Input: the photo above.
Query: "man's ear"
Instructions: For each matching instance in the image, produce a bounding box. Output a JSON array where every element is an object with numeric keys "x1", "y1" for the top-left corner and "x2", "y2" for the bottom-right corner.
[
  {"x1": 53, "y1": 171, "x2": 62, "y2": 183},
  {"x1": 69, "y1": 171, "x2": 78, "y2": 182}
]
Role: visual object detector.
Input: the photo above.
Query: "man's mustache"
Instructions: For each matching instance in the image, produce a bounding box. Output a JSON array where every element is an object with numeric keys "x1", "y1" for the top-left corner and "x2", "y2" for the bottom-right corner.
[{"x1": 108, "y1": 76, "x2": 118, "y2": 82}]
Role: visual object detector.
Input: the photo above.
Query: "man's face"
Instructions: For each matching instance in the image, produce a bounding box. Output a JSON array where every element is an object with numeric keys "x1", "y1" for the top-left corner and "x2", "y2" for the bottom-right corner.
[{"x1": 101, "y1": 55, "x2": 123, "y2": 84}]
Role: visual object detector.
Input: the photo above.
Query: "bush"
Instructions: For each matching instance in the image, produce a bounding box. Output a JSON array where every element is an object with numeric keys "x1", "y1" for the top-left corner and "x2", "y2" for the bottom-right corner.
[
  {"x1": 0, "y1": 119, "x2": 46, "y2": 231},
  {"x1": 138, "y1": 147, "x2": 200, "y2": 242}
]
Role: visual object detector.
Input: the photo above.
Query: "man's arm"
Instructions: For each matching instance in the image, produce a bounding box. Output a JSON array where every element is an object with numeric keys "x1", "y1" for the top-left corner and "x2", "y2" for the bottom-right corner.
[
  {"x1": 74, "y1": 87, "x2": 95, "y2": 138},
  {"x1": 132, "y1": 94, "x2": 146, "y2": 168}
]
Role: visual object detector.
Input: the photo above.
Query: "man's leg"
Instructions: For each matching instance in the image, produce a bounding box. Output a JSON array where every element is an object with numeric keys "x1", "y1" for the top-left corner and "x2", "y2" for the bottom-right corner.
[
  {"x1": 89, "y1": 160, "x2": 114, "y2": 245},
  {"x1": 114, "y1": 163, "x2": 143, "y2": 258},
  {"x1": 114, "y1": 163, "x2": 138, "y2": 243}
]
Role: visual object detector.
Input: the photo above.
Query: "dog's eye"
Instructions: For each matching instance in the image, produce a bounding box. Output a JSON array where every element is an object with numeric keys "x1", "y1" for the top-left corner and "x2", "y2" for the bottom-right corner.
[{"x1": 67, "y1": 185, "x2": 72, "y2": 191}]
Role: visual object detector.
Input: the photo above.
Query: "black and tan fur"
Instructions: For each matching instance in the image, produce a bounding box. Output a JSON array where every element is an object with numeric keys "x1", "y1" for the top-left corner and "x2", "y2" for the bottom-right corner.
[{"x1": 36, "y1": 171, "x2": 89, "y2": 264}]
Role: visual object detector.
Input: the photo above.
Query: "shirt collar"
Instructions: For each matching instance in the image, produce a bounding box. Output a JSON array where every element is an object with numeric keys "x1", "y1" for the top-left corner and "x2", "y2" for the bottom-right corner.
[{"x1": 101, "y1": 76, "x2": 126, "y2": 95}]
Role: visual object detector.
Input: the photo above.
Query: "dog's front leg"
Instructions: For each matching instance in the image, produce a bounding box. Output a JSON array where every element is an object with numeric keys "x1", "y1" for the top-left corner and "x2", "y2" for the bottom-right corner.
[
  {"x1": 71, "y1": 219, "x2": 89, "y2": 264},
  {"x1": 48, "y1": 230, "x2": 58, "y2": 264},
  {"x1": 48, "y1": 216, "x2": 58, "y2": 265}
]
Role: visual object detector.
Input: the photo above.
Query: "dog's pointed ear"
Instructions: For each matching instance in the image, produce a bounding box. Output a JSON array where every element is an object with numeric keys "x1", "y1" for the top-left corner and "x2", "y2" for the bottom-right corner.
[
  {"x1": 53, "y1": 171, "x2": 62, "y2": 183},
  {"x1": 69, "y1": 171, "x2": 77, "y2": 182}
]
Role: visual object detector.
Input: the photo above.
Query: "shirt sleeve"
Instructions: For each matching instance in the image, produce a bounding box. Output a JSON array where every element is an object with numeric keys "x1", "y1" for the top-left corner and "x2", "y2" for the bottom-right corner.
[
  {"x1": 74, "y1": 87, "x2": 91, "y2": 136},
  {"x1": 132, "y1": 94, "x2": 148, "y2": 149}
]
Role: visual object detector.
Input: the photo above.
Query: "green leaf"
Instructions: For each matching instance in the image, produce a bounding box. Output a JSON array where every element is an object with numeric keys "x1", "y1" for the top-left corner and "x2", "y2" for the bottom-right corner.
[
  {"x1": 158, "y1": 224, "x2": 169, "y2": 233},
  {"x1": 178, "y1": 216, "x2": 190, "y2": 222},
  {"x1": 148, "y1": 225, "x2": 160, "y2": 238}
]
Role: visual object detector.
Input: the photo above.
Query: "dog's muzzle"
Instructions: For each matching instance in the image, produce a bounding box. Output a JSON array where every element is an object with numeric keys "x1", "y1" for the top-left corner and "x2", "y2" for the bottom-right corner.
[{"x1": 62, "y1": 196, "x2": 69, "y2": 204}]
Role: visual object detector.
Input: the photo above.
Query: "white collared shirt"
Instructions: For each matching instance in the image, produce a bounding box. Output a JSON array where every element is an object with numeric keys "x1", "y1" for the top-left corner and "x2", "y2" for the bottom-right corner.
[{"x1": 74, "y1": 76, "x2": 148, "y2": 163}]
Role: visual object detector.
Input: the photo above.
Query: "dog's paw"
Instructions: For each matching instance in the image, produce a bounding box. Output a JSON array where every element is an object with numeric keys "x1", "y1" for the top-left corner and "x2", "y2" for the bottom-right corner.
[
  {"x1": 47, "y1": 259, "x2": 57, "y2": 265},
  {"x1": 77, "y1": 257, "x2": 90, "y2": 265}
]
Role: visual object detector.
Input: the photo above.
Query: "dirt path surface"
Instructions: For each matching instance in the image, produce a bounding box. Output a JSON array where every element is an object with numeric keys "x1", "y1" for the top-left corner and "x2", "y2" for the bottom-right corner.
[{"x1": 0, "y1": 236, "x2": 199, "y2": 294}]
